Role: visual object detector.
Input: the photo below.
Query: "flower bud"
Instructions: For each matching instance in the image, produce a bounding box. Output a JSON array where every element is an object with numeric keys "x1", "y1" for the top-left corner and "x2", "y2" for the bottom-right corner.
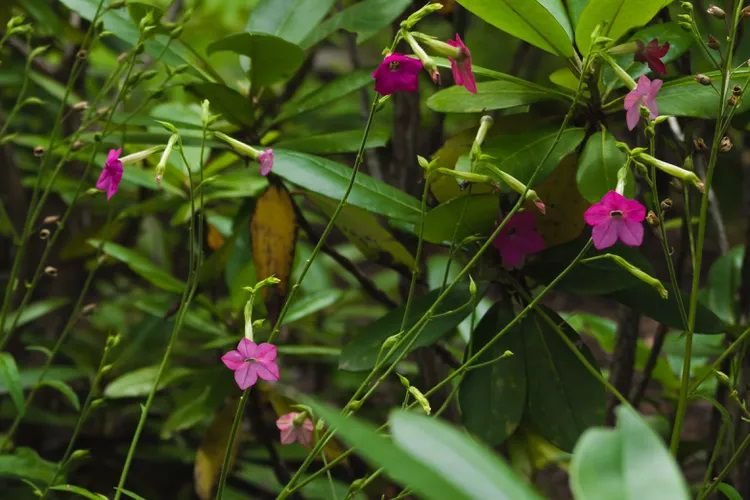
[
  {"x1": 155, "y1": 133, "x2": 179, "y2": 184},
  {"x1": 76, "y1": 49, "x2": 87, "y2": 60},
  {"x1": 33, "y1": 146, "x2": 45, "y2": 157},
  {"x1": 660, "y1": 198, "x2": 673, "y2": 211},
  {"x1": 82, "y1": 303, "x2": 97, "y2": 315},
  {"x1": 693, "y1": 137, "x2": 707, "y2": 152},
  {"x1": 44, "y1": 266, "x2": 58, "y2": 277},
  {"x1": 43, "y1": 214, "x2": 60, "y2": 225},
  {"x1": 73, "y1": 101, "x2": 89, "y2": 111},
  {"x1": 720, "y1": 136, "x2": 733, "y2": 153},
  {"x1": 408, "y1": 386, "x2": 432, "y2": 415},
  {"x1": 707, "y1": 5, "x2": 725, "y2": 18},
  {"x1": 72, "y1": 139, "x2": 85, "y2": 151},
  {"x1": 715, "y1": 370, "x2": 732, "y2": 386},
  {"x1": 707, "y1": 35, "x2": 720, "y2": 50},
  {"x1": 733, "y1": 85, "x2": 743, "y2": 97},
  {"x1": 728, "y1": 95, "x2": 739, "y2": 107},
  {"x1": 646, "y1": 210, "x2": 659, "y2": 226},
  {"x1": 39, "y1": 228, "x2": 51, "y2": 240},
  {"x1": 397, "y1": 373, "x2": 410, "y2": 389},
  {"x1": 694, "y1": 74, "x2": 711, "y2": 86},
  {"x1": 635, "y1": 152, "x2": 705, "y2": 192}
]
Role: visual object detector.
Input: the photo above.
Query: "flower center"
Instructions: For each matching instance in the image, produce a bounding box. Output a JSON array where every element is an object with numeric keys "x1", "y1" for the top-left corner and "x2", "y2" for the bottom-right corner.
[
  {"x1": 609, "y1": 210, "x2": 624, "y2": 218},
  {"x1": 388, "y1": 61, "x2": 400, "y2": 71},
  {"x1": 244, "y1": 357, "x2": 256, "y2": 363}
]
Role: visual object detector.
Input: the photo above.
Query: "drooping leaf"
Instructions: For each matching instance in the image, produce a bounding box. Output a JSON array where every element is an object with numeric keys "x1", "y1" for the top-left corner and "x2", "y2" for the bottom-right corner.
[
  {"x1": 246, "y1": 0, "x2": 337, "y2": 44},
  {"x1": 427, "y1": 80, "x2": 565, "y2": 113},
  {"x1": 0, "y1": 447, "x2": 57, "y2": 486},
  {"x1": 251, "y1": 181, "x2": 298, "y2": 323},
  {"x1": 0, "y1": 353, "x2": 24, "y2": 413},
  {"x1": 460, "y1": 303, "x2": 526, "y2": 446},
  {"x1": 302, "y1": 0, "x2": 411, "y2": 47},
  {"x1": 39, "y1": 380, "x2": 80, "y2": 411},
  {"x1": 703, "y1": 246, "x2": 743, "y2": 325},
  {"x1": 422, "y1": 194, "x2": 499, "y2": 244},
  {"x1": 3, "y1": 297, "x2": 69, "y2": 333},
  {"x1": 576, "y1": 130, "x2": 633, "y2": 202},
  {"x1": 457, "y1": 0, "x2": 573, "y2": 57}
]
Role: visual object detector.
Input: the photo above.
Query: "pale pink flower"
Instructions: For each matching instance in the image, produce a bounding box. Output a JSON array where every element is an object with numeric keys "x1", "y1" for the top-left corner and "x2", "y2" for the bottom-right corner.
[
  {"x1": 492, "y1": 212, "x2": 545, "y2": 269},
  {"x1": 221, "y1": 339, "x2": 279, "y2": 390},
  {"x1": 372, "y1": 53, "x2": 423, "y2": 95},
  {"x1": 276, "y1": 412, "x2": 314, "y2": 447},
  {"x1": 447, "y1": 34, "x2": 476, "y2": 94},
  {"x1": 584, "y1": 191, "x2": 646, "y2": 250},
  {"x1": 624, "y1": 75, "x2": 662, "y2": 130},
  {"x1": 259, "y1": 148, "x2": 273, "y2": 176},
  {"x1": 96, "y1": 148, "x2": 123, "y2": 200}
]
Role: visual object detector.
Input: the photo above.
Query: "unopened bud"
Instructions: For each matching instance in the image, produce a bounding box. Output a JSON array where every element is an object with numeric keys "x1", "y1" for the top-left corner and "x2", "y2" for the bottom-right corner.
[
  {"x1": 397, "y1": 373, "x2": 410, "y2": 389},
  {"x1": 33, "y1": 146, "x2": 45, "y2": 157},
  {"x1": 646, "y1": 210, "x2": 659, "y2": 226},
  {"x1": 715, "y1": 370, "x2": 732, "y2": 386},
  {"x1": 44, "y1": 266, "x2": 58, "y2": 277},
  {"x1": 82, "y1": 303, "x2": 97, "y2": 315},
  {"x1": 728, "y1": 95, "x2": 739, "y2": 107},
  {"x1": 693, "y1": 137, "x2": 707, "y2": 151},
  {"x1": 76, "y1": 49, "x2": 87, "y2": 60},
  {"x1": 39, "y1": 228, "x2": 51, "y2": 240},
  {"x1": 680, "y1": 1, "x2": 693, "y2": 12},
  {"x1": 660, "y1": 198, "x2": 673, "y2": 211},
  {"x1": 708, "y1": 35, "x2": 720, "y2": 50},
  {"x1": 694, "y1": 74, "x2": 711, "y2": 86},
  {"x1": 733, "y1": 85, "x2": 743, "y2": 97},
  {"x1": 720, "y1": 136, "x2": 733, "y2": 153},
  {"x1": 346, "y1": 400, "x2": 362, "y2": 412},
  {"x1": 72, "y1": 101, "x2": 89, "y2": 111},
  {"x1": 707, "y1": 5, "x2": 726, "y2": 18},
  {"x1": 72, "y1": 139, "x2": 84, "y2": 151},
  {"x1": 408, "y1": 386, "x2": 431, "y2": 415},
  {"x1": 43, "y1": 215, "x2": 60, "y2": 225}
]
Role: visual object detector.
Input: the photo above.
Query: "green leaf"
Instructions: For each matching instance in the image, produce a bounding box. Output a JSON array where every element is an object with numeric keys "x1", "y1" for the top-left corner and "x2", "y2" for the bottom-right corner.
[
  {"x1": 246, "y1": 0, "x2": 337, "y2": 44},
  {"x1": 459, "y1": 303, "x2": 526, "y2": 446},
  {"x1": 49, "y1": 484, "x2": 109, "y2": 500},
  {"x1": 570, "y1": 405, "x2": 690, "y2": 500},
  {"x1": 566, "y1": 0, "x2": 590, "y2": 25},
  {"x1": 3, "y1": 297, "x2": 69, "y2": 333},
  {"x1": 427, "y1": 80, "x2": 565, "y2": 113},
  {"x1": 308, "y1": 401, "x2": 470, "y2": 499},
  {"x1": 89, "y1": 239, "x2": 185, "y2": 293},
  {"x1": 340, "y1": 285, "x2": 479, "y2": 371},
  {"x1": 302, "y1": 0, "x2": 411, "y2": 48},
  {"x1": 271, "y1": 150, "x2": 421, "y2": 222},
  {"x1": 575, "y1": 0, "x2": 673, "y2": 54},
  {"x1": 275, "y1": 129, "x2": 388, "y2": 154},
  {"x1": 703, "y1": 246, "x2": 744, "y2": 325},
  {"x1": 422, "y1": 194, "x2": 499, "y2": 244},
  {"x1": 190, "y1": 83, "x2": 254, "y2": 127},
  {"x1": 457, "y1": 0, "x2": 573, "y2": 57},
  {"x1": 39, "y1": 380, "x2": 80, "y2": 411},
  {"x1": 655, "y1": 69, "x2": 750, "y2": 118},
  {"x1": 207, "y1": 33, "x2": 304, "y2": 87},
  {"x1": 522, "y1": 308, "x2": 605, "y2": 451},
  {"x1": 283, "y1": 289, "x2": 344, "y2": 325},
  {"x1": 161, "y1": 387, "x2": 212, "y2": 438},
  {"x1": 576, "y1": 130, "x2": 632, "y2": 202},
  {"x1": 0, "y1": 447, "x2": 57, "y2": 485},
  {"x1": 103, "y1": 366, "x2": 191, "y2": 399},
  {"x1": 0, "y1": 353, "x2": 24, "y2": 413},
  {"x1": 390, "y1": 411, "x2": 544, "y2": 500},
  {"x1": 717, "y1": 483, "x2": 743, "y2": 500},
  {"x1": 482, "y1": 127, "x2": 585, "y2": 186}
]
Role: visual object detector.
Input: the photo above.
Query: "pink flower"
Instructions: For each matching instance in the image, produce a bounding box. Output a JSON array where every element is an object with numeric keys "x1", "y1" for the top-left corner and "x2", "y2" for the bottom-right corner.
[
  {"x1": 259, "y1": 148, "x2": 273, "y2": 176},
  {"x1": 584, "y1": 191, "x2": 646, "y2": 250},
  {"x1": 221, "y1": 339, "x2": 279, "y2": 390},
  {"x1": 635, "y1": 39, "x2": 670, "y2": 75},
  {"x1": 95, "y1": 148, "x2": 123, "y2": 200},
  {"x1": 447, "y1": 34, "x2": 476, "y2": 94},
  {"x1": 276, "y1": 412, "x2": 314, "y2": 447},
  {"x1": 492, "y1": 212, "x2": 545, "y2": 269},
  {"x1": 624, "y1": 75, "x2": 662, "y2": 131},
  {"x1": 372, "y1": 53, "x2": 423, "y2": 95}
]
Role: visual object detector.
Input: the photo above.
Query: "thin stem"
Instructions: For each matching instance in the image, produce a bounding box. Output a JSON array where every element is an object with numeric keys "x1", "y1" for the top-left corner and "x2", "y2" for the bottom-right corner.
[
  {"x1": 215, "y1": 391, "x2": 249, "y2": 500},
  {"x1": 398, "y1": 179, "x2": 430, "y2": 333},
  {"x1": 699, "y1": 431, "x2": 750, "y2": 499},
  {"x1": 689, "y1": 326, "x2": 750, "y2": 393}
]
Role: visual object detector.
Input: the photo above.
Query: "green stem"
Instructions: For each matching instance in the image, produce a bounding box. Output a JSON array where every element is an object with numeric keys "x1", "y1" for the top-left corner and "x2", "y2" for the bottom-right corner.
[
  {"x1": 215, "y1": 390, "x2": 249, "y2": 500},
  {"x1": 699, "y1": 431, "x2": 750, "y2": 499},
  {"x1": 688, "y1": 325, "x2": 750, "y2": 393}
]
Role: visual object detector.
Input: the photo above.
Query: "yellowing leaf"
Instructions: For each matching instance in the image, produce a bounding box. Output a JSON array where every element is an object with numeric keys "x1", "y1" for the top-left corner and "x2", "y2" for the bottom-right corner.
[
  {"x1": 250, "y1": 181, "x2": 298, "y2": 322},
  {"x1": 207, "y1": 224, "x2": 225, "y2": 251},
  {"x1": 194, "y1": 400, "x2": 242, "y2": 500},
  {"x1": 529, "y1": 154, "x2": 586, "y2": 246}
]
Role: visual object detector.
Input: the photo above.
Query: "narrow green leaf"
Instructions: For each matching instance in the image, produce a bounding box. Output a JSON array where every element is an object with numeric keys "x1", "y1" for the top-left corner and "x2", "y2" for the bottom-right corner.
[
  {"x1": 49, "y1": 484, "x2": 109, "y2": 500},
  {"x1": 0, "y1": 353, "x2": 24, "y2": 413},
  {"x1": 39, "y1": 380, "x2": 80, "y2": 411},
  {"x1": 103, "y1": 366, "x2": 191, "y2": 399},
  {"x1": 275, "y1": 129, "x2": 388, "y2": 154},
  {"x1": 246, "y1": 0, "x2": 336, "y2": 44},
  {"x1": 302, "y1": 0, "x2": 411, "y2": 47},
  {"x1": 3, "y1": 297, "x2": 69, "y2": 333},
  {"x1": 428, "y1": 80, "x2": 564, "y2": 113}
]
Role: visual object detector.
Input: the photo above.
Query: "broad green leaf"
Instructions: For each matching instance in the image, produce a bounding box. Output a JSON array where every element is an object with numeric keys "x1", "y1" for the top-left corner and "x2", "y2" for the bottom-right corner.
[
  {"x1": 576, "y1": 0, "x2": 674, "y2": 54},
  {"x1": 190, "y1": 83, "x2": 254, "y2": 127},
  {"x1": 0, "y1": 447, "x2": 57, "y2": 485},
  {"x1": 703, "y1": 246, "x2": 743, "y2": 325},
  {"x1": 0, "y1": 353, "x2": 24, "y2": 413},
  {"x1": 390, "y1": 411, "x2": 544, "y2": 500},
  {"x1": 422, "y1": 194, "x2": 499, "y2": 244},
  {"x1": 718, "y1": 483, "x2": 743, "y2": 500},
  {"x1": 340, "y1": 285, "x2": 479, "y2": 371},
  {"x1": 15, "y1": 0, "x2": 65, "y2": 35},
  {"x1": 49, "y1": 484, "x2": 109, "y2": 500},
  {"x1": 39, "y1": 380, "x2": 80, "y2": 411},
  {"x1": 482, "y1": 128, "x2": 585, "y2": 186},
  {"x1": 566, "y1": 0, "x2": 589, "y2": 25},
  {"x1": 104, "y1": 366, "x2": 191, "y2": 399},
  {"x1": 458, "y1": 0, "x2": 573, "y2": 57},
  {"x1": 570, "y1": 405, "x2": 689, "y2": 500},
  {"x1": 207, "y1": 33, "x2": 304, "y2": 87},
  {"x1": 275, "y1": 70, "x2": 373, "y2": 123},
  {"x1": 459, "y1": 303, "x2": 526, "y2": 446},
  {"x1": 271, "y1": 150, "x2": 421, "y2": 222},
  {"x1": 522, "y1": 308, "x2": 605, "y2": 451},
  {"x1": 89, "y1": 240, "x2": 185, "y2": 293},
  {"x1": 427, "y1": 80, "x2": 564, "y2": 113},
  {"x1": 161, "y1": 387, "x2": 212, "y2": 438},
  {"x1": 655, "y1": 69, "x2": 750, "y2": 118},
  {"x1": 283, "y1": 290, "x2": 344, "y2": 325},
  {"x1": 576, "y1": 130, "x2": 633, "y2": 202},
  {"x1": 309, "y1": 401, "x2": 470, "y2": 499},
  {"x1": 246, "y1": 0, "x2": 336, "y2": 44},
  {"x1": 3, "y1": 297, "x2": 69, "y2": 333},
  {"x1": 302, "y1": 0, "x2": 411, "y2": 48},
  {"x1": 275, "y1": 129, "x2": 388, "y2": 154}
]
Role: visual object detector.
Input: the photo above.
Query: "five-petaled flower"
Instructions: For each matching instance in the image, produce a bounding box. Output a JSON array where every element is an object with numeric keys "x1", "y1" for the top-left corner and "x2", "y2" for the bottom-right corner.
[
  {"x1": 372, "y1": 53, "x2": 423, "y2": 95},
  {"x1": 492, "y1": 211, "x2": 545, "y2": 269},
  {"x1": 447, "y1": 34, "x2": 476, "y2": 94},
  {"x1": 258, "y1": 148, "x2": 274, "y2": 176},
  {"x1": 221, "y1": 339, "x2": 280, "y2": 390},
  {"x1": 96, "y1": 148, "x2": 123, "y2": 201},
  {"x1": 276, "y1": 412, "x2": 314, "y2": 447},
  {"x1": 624, "y1": 75, "x2": 662, "y2": 131},
  {"x1": 584, "y1": 191, "x2": 646, "y2": 250},
  {"x1": 635, "y1": 39, "x2": 670, "y2": 75}
]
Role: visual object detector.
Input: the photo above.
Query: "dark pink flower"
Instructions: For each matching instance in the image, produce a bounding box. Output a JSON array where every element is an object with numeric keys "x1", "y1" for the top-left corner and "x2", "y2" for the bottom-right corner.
[
  {"x1": 584, "y1": 191, "x2": 646, "y2": 250},
  {"x1": 259, "y1": 148, "x2": 273, "y2": 176},
  {"x1": 96, "y1": 148, "x2": 123, "y2": 201},
  {"x1": 221, "y1": 339, "x2": 279, "y2": 390},
  {"x1": 372, "y1": 53, "x2": 423, "y2": 95},
  {"x1": 624, "y1": 75, "x2": 662, "y2": 130},
  {"x1": 492, "y1": 212, "x2": 545, "y2": 269},
  {"x1": 276, "y1": 412, "x2": 314, "y2": 447},
  {"x1": 635, "y1": 39, "x2": 670, "y2": 75},
  {"x1": 447, "y1": 34, "x2": 476, "y2": 94}
]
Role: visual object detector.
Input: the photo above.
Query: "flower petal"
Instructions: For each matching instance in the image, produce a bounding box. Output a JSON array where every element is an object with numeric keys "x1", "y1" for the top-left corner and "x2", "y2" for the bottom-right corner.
[
  {"x1": 236, "y1": 338, "x2": 257, "y2": 358},
  {"x1": 255, "y1": 343, "x2": 277, "y2": 363},
  {"x1": 221, "y1": 350, "x2": 244, "y2": 371},
  {"x1": 234, "y1": 363, "x2": 258, "y2": 390},
  {"x1": 583, "y1": 202, "x2": 611, "y2": 227},
  {"x1": 500, "y1": 244, "x2": 524, "y2": 269},
  {"x1": 616, "y1": 219, "x2": 644, "y2": 247},
  {"x1": 280, "y1": 426, "x2": 296, "y2": 445},
  {"x1": 591, "y1": 219, "x2": 619, "y2": 250},
  {"x1": 626, "y1": 101, "x2": 641, "y2": 130},
  {"x1": 254, "y1": 359, "x2": 280, "y2": 382},
  {"x1": 622, "y1": 197, "x2": 646, "y2": 222}
]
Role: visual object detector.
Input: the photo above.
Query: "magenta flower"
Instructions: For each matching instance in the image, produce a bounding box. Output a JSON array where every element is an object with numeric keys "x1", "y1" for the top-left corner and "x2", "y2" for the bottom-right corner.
[
  {"x1": 447, "y1": 34, "x2": 476, "y2": 94},
  {"x1": 221, "y1": 339, "x2": 280, "y2": 390},
  {"x1": 584, "y1": 191, "x2": 646, "y2": 250},
  {"x1": 492, "y1": 212, "x2": 545, "y2": 269},
  {"x1": 635, "y1": 39, "x2": 670, "y2": 75},
  {"x1": 624, "y1": 75, "x2": 662, "y2": 131},
  {"x1": 276, "y1": 412, "x2": 314, "y2": 447},
  {"x1": 372, "y1": 53, "x2": 423, "y2": 95},
  {"x1": 95, "y1": 148, "x2": 123, "y2": 201},
  {"x1": 259, "y1": 148, "x2": 273, "y2": 176}
]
